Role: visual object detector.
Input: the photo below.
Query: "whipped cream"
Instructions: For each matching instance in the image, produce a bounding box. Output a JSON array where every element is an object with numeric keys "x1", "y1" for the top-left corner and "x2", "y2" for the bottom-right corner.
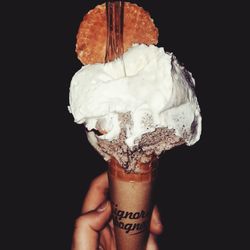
[{"x1": 69, "y1": 44, "x2": 201, "y2": 150}]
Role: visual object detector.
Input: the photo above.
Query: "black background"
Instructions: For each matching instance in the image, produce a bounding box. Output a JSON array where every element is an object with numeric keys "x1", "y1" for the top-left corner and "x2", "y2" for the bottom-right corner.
[{"x1": 3, "y1": 0, "x2": 247, "y2": 249}]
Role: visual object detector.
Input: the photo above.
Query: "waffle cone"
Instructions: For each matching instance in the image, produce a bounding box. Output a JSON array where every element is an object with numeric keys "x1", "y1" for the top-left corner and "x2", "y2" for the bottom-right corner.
[
  {"x1": 76, "y1": 2, "x2": 159, "y2": 64},
  {"x1": 108, "y1": 158, "x2": 158, "y2": 250}
]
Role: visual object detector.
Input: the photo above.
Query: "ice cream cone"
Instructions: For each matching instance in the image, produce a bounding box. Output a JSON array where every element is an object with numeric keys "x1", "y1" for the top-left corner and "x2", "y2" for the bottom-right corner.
[{"x1": 108, "y1": 158, "x2": 158, "y2": 250}]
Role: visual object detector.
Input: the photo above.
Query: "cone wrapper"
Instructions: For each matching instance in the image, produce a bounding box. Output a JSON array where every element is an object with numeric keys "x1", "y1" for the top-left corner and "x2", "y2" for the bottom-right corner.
[{"x1": 108, "y1": 158, "x2": 158, "y2": 250}]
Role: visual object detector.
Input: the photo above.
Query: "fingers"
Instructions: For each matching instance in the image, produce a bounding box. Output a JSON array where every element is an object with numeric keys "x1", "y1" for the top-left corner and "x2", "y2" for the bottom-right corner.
[
  {"x1": 71, "y1": 201, "x2": 111, "y2": 250},
  {"x1": 82, "y1": 172, "x2": 109, "y2": 213},
  {"x1": 146, "y1": 233, "x2": 159, "y2": 250},
  {"x1": 150, "y1": 206, "x2": 164, "y2": 235}
]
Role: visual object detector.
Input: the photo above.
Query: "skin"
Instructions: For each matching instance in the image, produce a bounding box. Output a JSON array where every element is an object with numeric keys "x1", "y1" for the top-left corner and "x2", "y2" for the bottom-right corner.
[{"x1": 71, "y1": 172, "x2": 164, "y2": 250}]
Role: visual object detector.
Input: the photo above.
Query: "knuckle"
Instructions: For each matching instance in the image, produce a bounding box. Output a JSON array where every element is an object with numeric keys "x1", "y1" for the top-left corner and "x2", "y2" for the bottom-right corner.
[
  {"x1": 74, "y1": 215, "x2": 86, "y2": 228},
  {"x1": 89, "y1": 174, "x2": 107, "y2": 192},
  {"x1": 89, "y1": 178, "x2": 100, "y2": 190}
]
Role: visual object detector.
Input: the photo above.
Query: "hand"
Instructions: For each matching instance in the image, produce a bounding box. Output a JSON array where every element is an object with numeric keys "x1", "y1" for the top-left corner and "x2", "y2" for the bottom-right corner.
[{"x1": 71, "y1": 172, "x2": 163, "y2": 250}]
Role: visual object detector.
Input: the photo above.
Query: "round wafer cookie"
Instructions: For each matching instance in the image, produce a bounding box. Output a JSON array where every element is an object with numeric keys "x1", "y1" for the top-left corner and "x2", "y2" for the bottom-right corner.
[{"x1": 76, "y1": 2, "x2": 159, "y2": 65}]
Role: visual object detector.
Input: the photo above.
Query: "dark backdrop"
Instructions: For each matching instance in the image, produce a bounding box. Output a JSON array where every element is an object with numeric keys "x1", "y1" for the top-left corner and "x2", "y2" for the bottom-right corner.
[{"x1": 3, "y1": 0, "x2": 246, "y2": 249}]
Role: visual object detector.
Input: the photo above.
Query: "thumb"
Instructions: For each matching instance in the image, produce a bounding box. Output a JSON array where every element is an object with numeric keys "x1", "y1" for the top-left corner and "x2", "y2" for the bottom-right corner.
[{"x1": 71, "y1": 201, "x2": 111, "y2": 250}]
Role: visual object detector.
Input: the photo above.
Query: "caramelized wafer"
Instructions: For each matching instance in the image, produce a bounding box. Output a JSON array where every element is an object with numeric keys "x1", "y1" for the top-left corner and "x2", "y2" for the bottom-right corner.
[{"x1": 76, "y1": 2, "x2": 158, "y2": 64}]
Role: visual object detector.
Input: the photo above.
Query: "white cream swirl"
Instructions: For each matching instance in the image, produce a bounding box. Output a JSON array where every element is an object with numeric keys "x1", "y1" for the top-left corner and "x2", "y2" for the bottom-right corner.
[{"x1": 69, "y1": 44, "x2": 201, "y2": 149}]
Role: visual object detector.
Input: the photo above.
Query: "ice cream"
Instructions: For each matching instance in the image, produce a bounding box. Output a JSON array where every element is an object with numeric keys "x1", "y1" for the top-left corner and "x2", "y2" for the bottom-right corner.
[
  {"x1": 69, "y1": 44, "x2": 201, "y2": 171},
  {"x1": 69, "y1": 2, "x2": 202, "y2": 249}
]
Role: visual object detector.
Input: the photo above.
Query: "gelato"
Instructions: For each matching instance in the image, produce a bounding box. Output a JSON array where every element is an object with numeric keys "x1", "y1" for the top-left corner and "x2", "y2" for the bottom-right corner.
[{"x1": 69, "y1": 44, "x2": 201, "y2": 171}]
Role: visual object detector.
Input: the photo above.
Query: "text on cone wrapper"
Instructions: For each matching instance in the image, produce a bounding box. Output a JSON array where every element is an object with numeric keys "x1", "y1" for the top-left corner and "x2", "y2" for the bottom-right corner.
[{"x1": 112, "y1": 203, "x2": 150, "y2": 234}]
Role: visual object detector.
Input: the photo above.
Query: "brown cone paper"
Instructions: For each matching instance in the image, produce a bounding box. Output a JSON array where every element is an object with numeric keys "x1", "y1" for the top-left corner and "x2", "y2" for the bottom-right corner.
[{"x1": 108, "y1": 158, "x2": 158, "y2": 250}]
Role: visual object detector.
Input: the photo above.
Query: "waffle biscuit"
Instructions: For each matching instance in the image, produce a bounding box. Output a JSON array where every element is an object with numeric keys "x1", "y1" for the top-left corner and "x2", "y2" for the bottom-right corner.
[{"x1": 76, "y1": 2, "x2": 158, "y2": 64}]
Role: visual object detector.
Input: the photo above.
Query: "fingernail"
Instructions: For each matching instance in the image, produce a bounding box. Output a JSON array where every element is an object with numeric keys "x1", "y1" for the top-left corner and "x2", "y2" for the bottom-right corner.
[{"x1": 97, "y1": 201, "x2": 108, "y2": 212}]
